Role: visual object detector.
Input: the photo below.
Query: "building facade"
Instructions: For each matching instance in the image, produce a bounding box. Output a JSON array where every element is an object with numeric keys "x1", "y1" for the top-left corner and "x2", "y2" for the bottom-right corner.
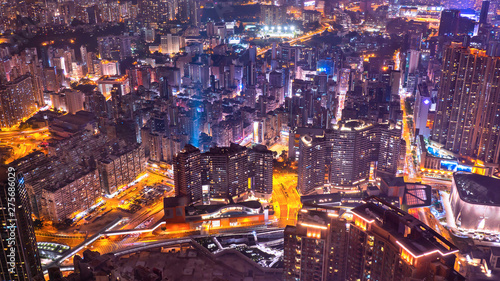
[
  {"x1": 174, "y1": 144, "x2": 202, "y2": 201},
  {"x1": 297, "y1": 135, "x2": 326, "y2": 194},
  {"x1": 0, "y1": 75, "x2": 37, "y2": 128},
  {"x1": 432, "y1": 43, "x2": 500, "y2": 164},
  {"x1": 41, "y1": 169, "x2": 102, "y2": 222},
  {"x1": 0, "y1": 168, "x2": 43, "y2": 280}
]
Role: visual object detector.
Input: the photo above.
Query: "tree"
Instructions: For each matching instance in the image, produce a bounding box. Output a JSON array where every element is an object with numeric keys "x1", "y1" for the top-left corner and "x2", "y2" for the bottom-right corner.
[{"x1": 33, "y1": 219, "x2": 44, "y2": 230}]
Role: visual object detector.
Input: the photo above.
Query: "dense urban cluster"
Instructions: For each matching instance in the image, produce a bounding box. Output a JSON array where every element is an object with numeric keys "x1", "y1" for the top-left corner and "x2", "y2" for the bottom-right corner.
[{"x1": 1, "y1": 0, "x2": 500, "y2": 281}]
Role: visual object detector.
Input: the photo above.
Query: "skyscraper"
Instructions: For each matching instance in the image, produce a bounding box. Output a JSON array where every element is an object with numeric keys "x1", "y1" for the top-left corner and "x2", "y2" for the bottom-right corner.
[
  {"x1": 174, "y1": 144, "x2": 202, "y2": 201},
  {"x1": 328, "y1": 120, "x2": 376, "y2": 187},
  {"x1": 260, "y1": 5, "x2": 286, "y2": 26},
  {"x1": 480, "y1": 0, "x2": 490, "y2": 24},
  {"x1": 284, "y1": 198, "x2": 465, "y2": 281},
  {"x1": 0, "y1": 167, "x2": 43, "y2": 281},
  {"x1": 201, "y1": 143, "x2": 249, "y2": 199},
  {"x1": 249, "y1": 144, "x2": 274, "y2": 198},
  {"x1": 297, "y1": 135, "x2": 325, "y2": 194},
  {"x1": 284, "y1": 208, "x2": 348, "y2": 281},
  {"x1": 439, "y1": 10, "x2": 460, "y2": 36},
  {"x1": 432, "y1": 43, "x2": 500, "y2": 164},
  {"x1": 346, "y1": 198, "x2": 464, "y2": 281},
  {"x1": 377, "y1": 122, "x2": 403, "y2": 175}
]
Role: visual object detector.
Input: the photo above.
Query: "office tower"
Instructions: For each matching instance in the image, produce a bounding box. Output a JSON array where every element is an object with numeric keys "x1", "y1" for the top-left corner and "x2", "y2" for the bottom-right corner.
[
  {"x1": 377, "y1": 122, "x2": 403, "y2": 176},
  {"x1": 0, "y1": 75, "x2": 37, "y2": 128},
  {"x1": 432, "y1": 43, "x2": 500, "y2": 164},
  {"x1": 297, "y1": 135, "x2": 325, "y2": 194},
  {"x1": 328, "y1": 120, "x2": 375, "y2": 187},
  {"x1": 260, "y1": 5, "x2": 286, "y2": 25},
  {"x1": 284, "y1": 208, "x2": 348, "y2": 281},
  {"x1": 480, "y1": 1, "x2": 490, "y2": 24},
  {"x1": 174, "y1": 144, "x2": 202, "y2": 201},
  {"x1": 347, "y1": 198, "x2": 464, "y2": 281},
  {"x1": 0, "y1": 167, "x2": 43, "y2": 281},
  {"x1": 439, "y1": 10, "x2": 460, "y2": 36},
  {"x1": 249, "y1": 144, "x2": 273, "y2": 197}
]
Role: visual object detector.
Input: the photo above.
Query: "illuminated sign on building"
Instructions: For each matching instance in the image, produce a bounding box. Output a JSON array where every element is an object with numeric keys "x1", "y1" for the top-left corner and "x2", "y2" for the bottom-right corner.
[
  {"x1": 304, "y1": 0, "x2": 315, "y2": 7},
  {"x1": 440, "y1": 160, "x2": 473, "y2": 172}
]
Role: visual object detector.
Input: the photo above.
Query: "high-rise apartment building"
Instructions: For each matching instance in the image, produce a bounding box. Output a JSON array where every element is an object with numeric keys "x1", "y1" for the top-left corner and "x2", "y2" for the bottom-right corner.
[
  {"x1": 297, "y1": 135, "x2": 325, "y2": 194},
  {"x1": 175, "y1": 143, "x2": 273, "y2": 202},
  {"x1": 174, "y1": 144, "x2": 202, "y2": 201},
  {"x1": 62, "y1": 89, "x2": 85, "y2": 114},
  {"x1": 347, "y1": 198, "x2": 464, "y2": 281},
  {"x1": 0, "y1": 75, "x2": 37, "y2": 128},
  {"x1": 249, "y1": 145, "x2": 273, "y2": 197},
  {"x1": 432, "y1": 43, "x2": 500, "y2": 164},
  {"x1": 0, "y1": 167, "x2": 43, "y2": 281},
  {"x1": 260, "y1": 5, "x2": 286, "y2": 25},
  {"x1": 201, "y1": 143, "x2": 249, "y2": 199},
  {"x1": 284, "y1": 208, "x2": 348, "y2": 281},
  {"x1": 328, "y1": 120, "x2": 377, "y2": 187},
  {"x1": 284, "y1": 199, "x2": 465, "y2": 281},
  {"x1": 296, "y1": 121, "x2": 401, "y2": 191},
  {"x1": 98, "y1": 143, "x2": 146, "y2": 195},
  {"x1": 41, "y1": 168, "x2": 102, "y2": 222},
  {"x1": 378, "y1": 122, "x2": 403, "y2": 175},
  {"x1": 97, "y1": 35, "x2": 134, "y2": 60}
]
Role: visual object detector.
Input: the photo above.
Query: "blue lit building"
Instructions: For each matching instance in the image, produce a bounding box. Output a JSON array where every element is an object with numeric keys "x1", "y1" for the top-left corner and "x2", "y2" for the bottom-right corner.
[{"x1": 316, "y1": 58, "x2": 334, "y2": 77}]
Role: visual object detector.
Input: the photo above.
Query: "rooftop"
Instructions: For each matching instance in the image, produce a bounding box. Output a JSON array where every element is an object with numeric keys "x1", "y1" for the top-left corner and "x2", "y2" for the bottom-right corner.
[
  {"x1": 53, "y1": 111, "x2": 96, "y2": 126},
  {"x1": 351, "y1": 199, "x2": 458, "y2": 259},
  {"x1": 185, "y1": 201, "x2": 262, "y2": 217},
  {"x1": 453, "y1": 173, "x2": 500, "y2": 206}
]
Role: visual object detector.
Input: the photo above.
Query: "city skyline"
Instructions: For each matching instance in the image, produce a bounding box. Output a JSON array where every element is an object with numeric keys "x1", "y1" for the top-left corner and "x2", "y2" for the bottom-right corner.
[{"x1": 1, "y1": 0, "x2": 500, "y2": 280}]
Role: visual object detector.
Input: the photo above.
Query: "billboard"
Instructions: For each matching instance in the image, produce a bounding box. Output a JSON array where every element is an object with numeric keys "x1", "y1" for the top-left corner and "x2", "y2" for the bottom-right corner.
[{"x1": 440, "y1": 160, "x2": 473, "y2": 173}]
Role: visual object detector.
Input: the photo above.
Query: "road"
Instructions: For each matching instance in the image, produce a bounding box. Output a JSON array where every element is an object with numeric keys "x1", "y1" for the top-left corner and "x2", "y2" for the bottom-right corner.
[
  {"x1": 272, "y1": 169, "x2": 301, "y2": 227},
  {"x1": 0, "y1": 127, "x2": 49, "y2": 163},
  {"x1": 0, "y1": 127, "x2": 48, "y2": 136}
]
